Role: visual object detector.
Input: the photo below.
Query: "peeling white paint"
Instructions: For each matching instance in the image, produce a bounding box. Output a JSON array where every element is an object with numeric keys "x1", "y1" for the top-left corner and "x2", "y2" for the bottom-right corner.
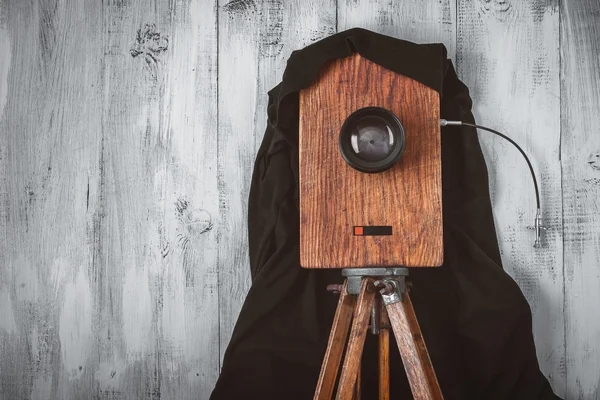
[
  {"x1": 30, "y1": 325, "x2": 39, "y2": 361},
  {"x1": 0, "y1": 20, "x2": 10, "y2": 123},
  {"x1": 13, "y1": 255, "x2": 39, "y2": 303},
  {"x1": 122, "y1": 265, "x2": 153, "y2": 357},
  {"x1": 58, "y1": 266, "x2": 92, "y2": 380},
  {"x1": 0, "y1": 286, "x2": 16, "y2": 334},
  {"x1": 95, "y1": 358, "x2": 126, "y2": 390},
  {"x1": 50, "y1": 256, "x2": 69, "y2": 300},
  {"x1": 161, "y1": 262, "x2": 186, "y2": 354},
  {"x1": 30, "y1": 376, "x2": 52, "y2": 400}
]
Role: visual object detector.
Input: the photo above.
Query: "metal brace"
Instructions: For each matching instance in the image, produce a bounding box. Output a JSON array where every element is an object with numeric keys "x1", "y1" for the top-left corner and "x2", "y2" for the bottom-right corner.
[{"x1": 341, "y1": 267, "x2": 408, "y2": 306}]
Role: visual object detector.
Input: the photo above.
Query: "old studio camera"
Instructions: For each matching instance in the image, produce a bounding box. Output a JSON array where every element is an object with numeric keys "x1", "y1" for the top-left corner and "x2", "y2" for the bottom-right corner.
[
  {"x1": 298, "y1": 51, "x2": 542, "y2": 400},
  {"x1": 299, "y1": 53, "x2": 444, "y2": 270}
]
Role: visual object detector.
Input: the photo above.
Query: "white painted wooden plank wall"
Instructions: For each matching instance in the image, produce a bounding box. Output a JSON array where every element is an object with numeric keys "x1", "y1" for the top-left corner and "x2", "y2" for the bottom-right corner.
[{"x1": 0, "y1": 0, "x2": 598, "y2": 399}]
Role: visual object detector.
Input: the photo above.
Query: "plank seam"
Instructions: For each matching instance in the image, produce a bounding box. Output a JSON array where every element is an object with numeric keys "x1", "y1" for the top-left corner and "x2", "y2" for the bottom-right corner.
[
  {"x1": 216, "y1": 0, "x2": 222, "y2": 375},
  {"x1": 335, "y1": 0, "x2": 338, "y2": 32},
  {"x1": 558, "y1": 0, "x2": 567, "y2": 391}
]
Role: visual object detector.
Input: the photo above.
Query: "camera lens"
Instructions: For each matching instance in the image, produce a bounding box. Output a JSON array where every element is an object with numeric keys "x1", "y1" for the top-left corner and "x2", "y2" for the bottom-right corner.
[
  {"x1": 350, "y1": 116, "x2": 395, "y2": 162},
  {"x1": 339, "y1": 107, "x2": 405, "y2": 173}
]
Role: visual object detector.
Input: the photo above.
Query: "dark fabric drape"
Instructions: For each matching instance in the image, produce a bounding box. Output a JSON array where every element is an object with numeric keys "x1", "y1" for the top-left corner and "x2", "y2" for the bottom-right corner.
[{"x1": 210, "y1": 28, "x2": 561, "y2": 400}]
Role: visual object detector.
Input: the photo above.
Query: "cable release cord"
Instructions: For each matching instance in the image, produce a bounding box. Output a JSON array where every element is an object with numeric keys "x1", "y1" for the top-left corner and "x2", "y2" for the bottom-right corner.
[{"x1": 440, "y1": 119, "x2": 546, "y2": 247}]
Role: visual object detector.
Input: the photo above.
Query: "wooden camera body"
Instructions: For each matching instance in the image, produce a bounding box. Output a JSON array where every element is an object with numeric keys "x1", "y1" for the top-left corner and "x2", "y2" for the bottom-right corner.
[{"x1": 299, "y1": 53, "x2": 443, "y2": 269}]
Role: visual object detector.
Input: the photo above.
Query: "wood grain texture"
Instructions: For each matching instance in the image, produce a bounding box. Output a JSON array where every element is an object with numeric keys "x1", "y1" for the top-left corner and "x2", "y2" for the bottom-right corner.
[
  {"x1": 354, "y1": 365, "x2": 361, "y2": 400},
  {"x1": 386, "y1": 292, "x2": 443, "y2": 400},
  {"x1": 0, "y1": 1, "x2": 104, "y2": 398},
  {"x1": 337, "y1": 0, "x2": 456, "y2": 61},
  {"x1": 314, "y1": 282, "x2": 356, "y2": 400},
  {"x1": 379, "y1": 306, "x2": 390, "y2": 400},
  {"x1": 299, "y1": 53, "x2": 443, "y2": 268},
  {"x1": 159, "y1": 2, "x2": 220, "y2": 397},
  {"x1": 457, "y1": 0, "x2": 564, "y2": 395},
  {"x1": 0, "y1": 0, "x2": 219, "y2": 398},
  {"x1": 100, "y1": 2, "x2": 219, "y2": 398},
  {"x1": 336, "y1": 278, "x2": 376, "y2": 400},
  {"x1": 561, "y1": 1, "x2": 600, "y2": 398}
]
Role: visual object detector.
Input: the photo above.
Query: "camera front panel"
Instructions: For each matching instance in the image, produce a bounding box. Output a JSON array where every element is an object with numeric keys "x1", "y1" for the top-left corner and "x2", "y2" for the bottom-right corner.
[{"x1": 299, "y1": 53, "x2": 443, "y2": 269}]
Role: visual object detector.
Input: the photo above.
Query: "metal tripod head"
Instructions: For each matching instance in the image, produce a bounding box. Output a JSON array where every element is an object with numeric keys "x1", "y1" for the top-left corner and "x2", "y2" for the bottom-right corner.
[{"x1": 342, "y1": 267, "x2": 409, "y2": 302}]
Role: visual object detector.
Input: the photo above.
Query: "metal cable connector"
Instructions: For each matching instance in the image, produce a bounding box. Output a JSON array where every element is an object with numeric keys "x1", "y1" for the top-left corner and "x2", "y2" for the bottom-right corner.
[
  {"x1": 527, "y1": 208, "x2": 549, "y2": 248},
  {"x1": 440, "y1": 119, "x2": 462, "y2": 126}
]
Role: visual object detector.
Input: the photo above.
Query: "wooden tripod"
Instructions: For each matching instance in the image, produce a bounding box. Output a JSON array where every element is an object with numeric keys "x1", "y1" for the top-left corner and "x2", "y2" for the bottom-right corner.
[{"x1": 314, "y1": 270, "x2": 443, "y2": 400}]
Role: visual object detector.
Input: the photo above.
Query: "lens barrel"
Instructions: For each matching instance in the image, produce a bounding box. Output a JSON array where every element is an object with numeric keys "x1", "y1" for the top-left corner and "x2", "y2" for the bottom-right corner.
[{"x1": 339, "y1": 107, "x2": 406, "y2": 173}]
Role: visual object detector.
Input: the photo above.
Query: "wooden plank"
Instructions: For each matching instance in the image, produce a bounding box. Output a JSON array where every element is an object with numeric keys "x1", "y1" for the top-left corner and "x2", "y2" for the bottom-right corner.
[
  {"x1": 314, "y1": 282, "x2": 356, "y2": 400},
  {"x1": 386, "y1": 291, "x2": 442, "y2": 400},
  {"x1": 217, "y1": 0, "x2": 336, "y2": 362},
  {"x1": 97, "y1": 5, "x2": 145, "y2": 399},
  {"x1": 561, "y1": 1, "x2": 600, "y2": 398},
  {"x1": 336, "y1": 278, "x2": 376, "y2": 400},
  {"x1": 337, "y1": 0, "x2": 456, "y2": 60},
  {"x1": 299, "y1": 53, "x2": 443, "y2": 269},
  {"x1": 456, "y1": 1, "x2": 564, "y2": 396},
  {"x1": 99, "y1": 1, "x2": 220, "y2": 399},
  {"x1": 159, "y1": 1, "x2": 220, "y2": 398},
  {"x1": 0, "y1": 1, "x2": 104, "y2": 398}
]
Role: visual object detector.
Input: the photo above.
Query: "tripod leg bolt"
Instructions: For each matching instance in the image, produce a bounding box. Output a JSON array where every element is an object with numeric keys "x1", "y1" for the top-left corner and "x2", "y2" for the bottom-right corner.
[
  {"x1": 375, "y1": 278, "x2": 405, "y2": 305},
  {"x1": 373, "y1": 280, "x2": 395, "y2": 295},
  {"x1": 326, "y1": 284, "x2": 343, "y2": 294}
]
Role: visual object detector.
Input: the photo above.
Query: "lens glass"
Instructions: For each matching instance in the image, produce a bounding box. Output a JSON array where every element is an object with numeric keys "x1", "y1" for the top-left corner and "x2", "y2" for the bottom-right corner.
[
  {"x1": 339, "y1": 107, "x2": 405, "y2": 173},
  {"x1": 349, "y1": 116, "x2": 395, "y2": 162}
]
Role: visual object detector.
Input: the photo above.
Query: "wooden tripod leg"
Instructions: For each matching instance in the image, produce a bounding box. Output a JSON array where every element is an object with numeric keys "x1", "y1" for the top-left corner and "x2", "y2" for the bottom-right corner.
[
  {"x1": 336, "y1": 278, "x2": 376, "y2": 400},
  {"x1": 314, "y1": 281, "x2": 356, "y2": 400},
  {"x1": 353, "y1": 365, "x2": 361, "y2": 400},
  {"x1": 385, "y1": 291, "x2": 443, "y2": 400},
  {"x1": 379, "y1": 305, "x2": 390, "y2": 400}
]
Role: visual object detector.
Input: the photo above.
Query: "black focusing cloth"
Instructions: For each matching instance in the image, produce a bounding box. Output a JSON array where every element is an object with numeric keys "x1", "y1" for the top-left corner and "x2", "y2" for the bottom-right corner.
[{"x1": 210, "y1": 28, "x2": 561, "y2": 400}]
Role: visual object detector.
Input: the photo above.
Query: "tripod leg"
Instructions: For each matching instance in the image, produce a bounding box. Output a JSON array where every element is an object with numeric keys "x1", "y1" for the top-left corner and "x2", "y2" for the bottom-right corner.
[
  {"x1": 353, "y1": 364, "x2": 361, "y2": 400},
  {"x1": 314, "y1": 281, "x2": 356, "y2": 400},
  {"x1": 385, "y1": 291, "x2": 443, "y2": 400},
  {"x1": 336, "y1": 278, "x2": 376, "y2": 400},
  {"x1": 379, "y1": 305, "x2": 390, "y2": 400}
]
